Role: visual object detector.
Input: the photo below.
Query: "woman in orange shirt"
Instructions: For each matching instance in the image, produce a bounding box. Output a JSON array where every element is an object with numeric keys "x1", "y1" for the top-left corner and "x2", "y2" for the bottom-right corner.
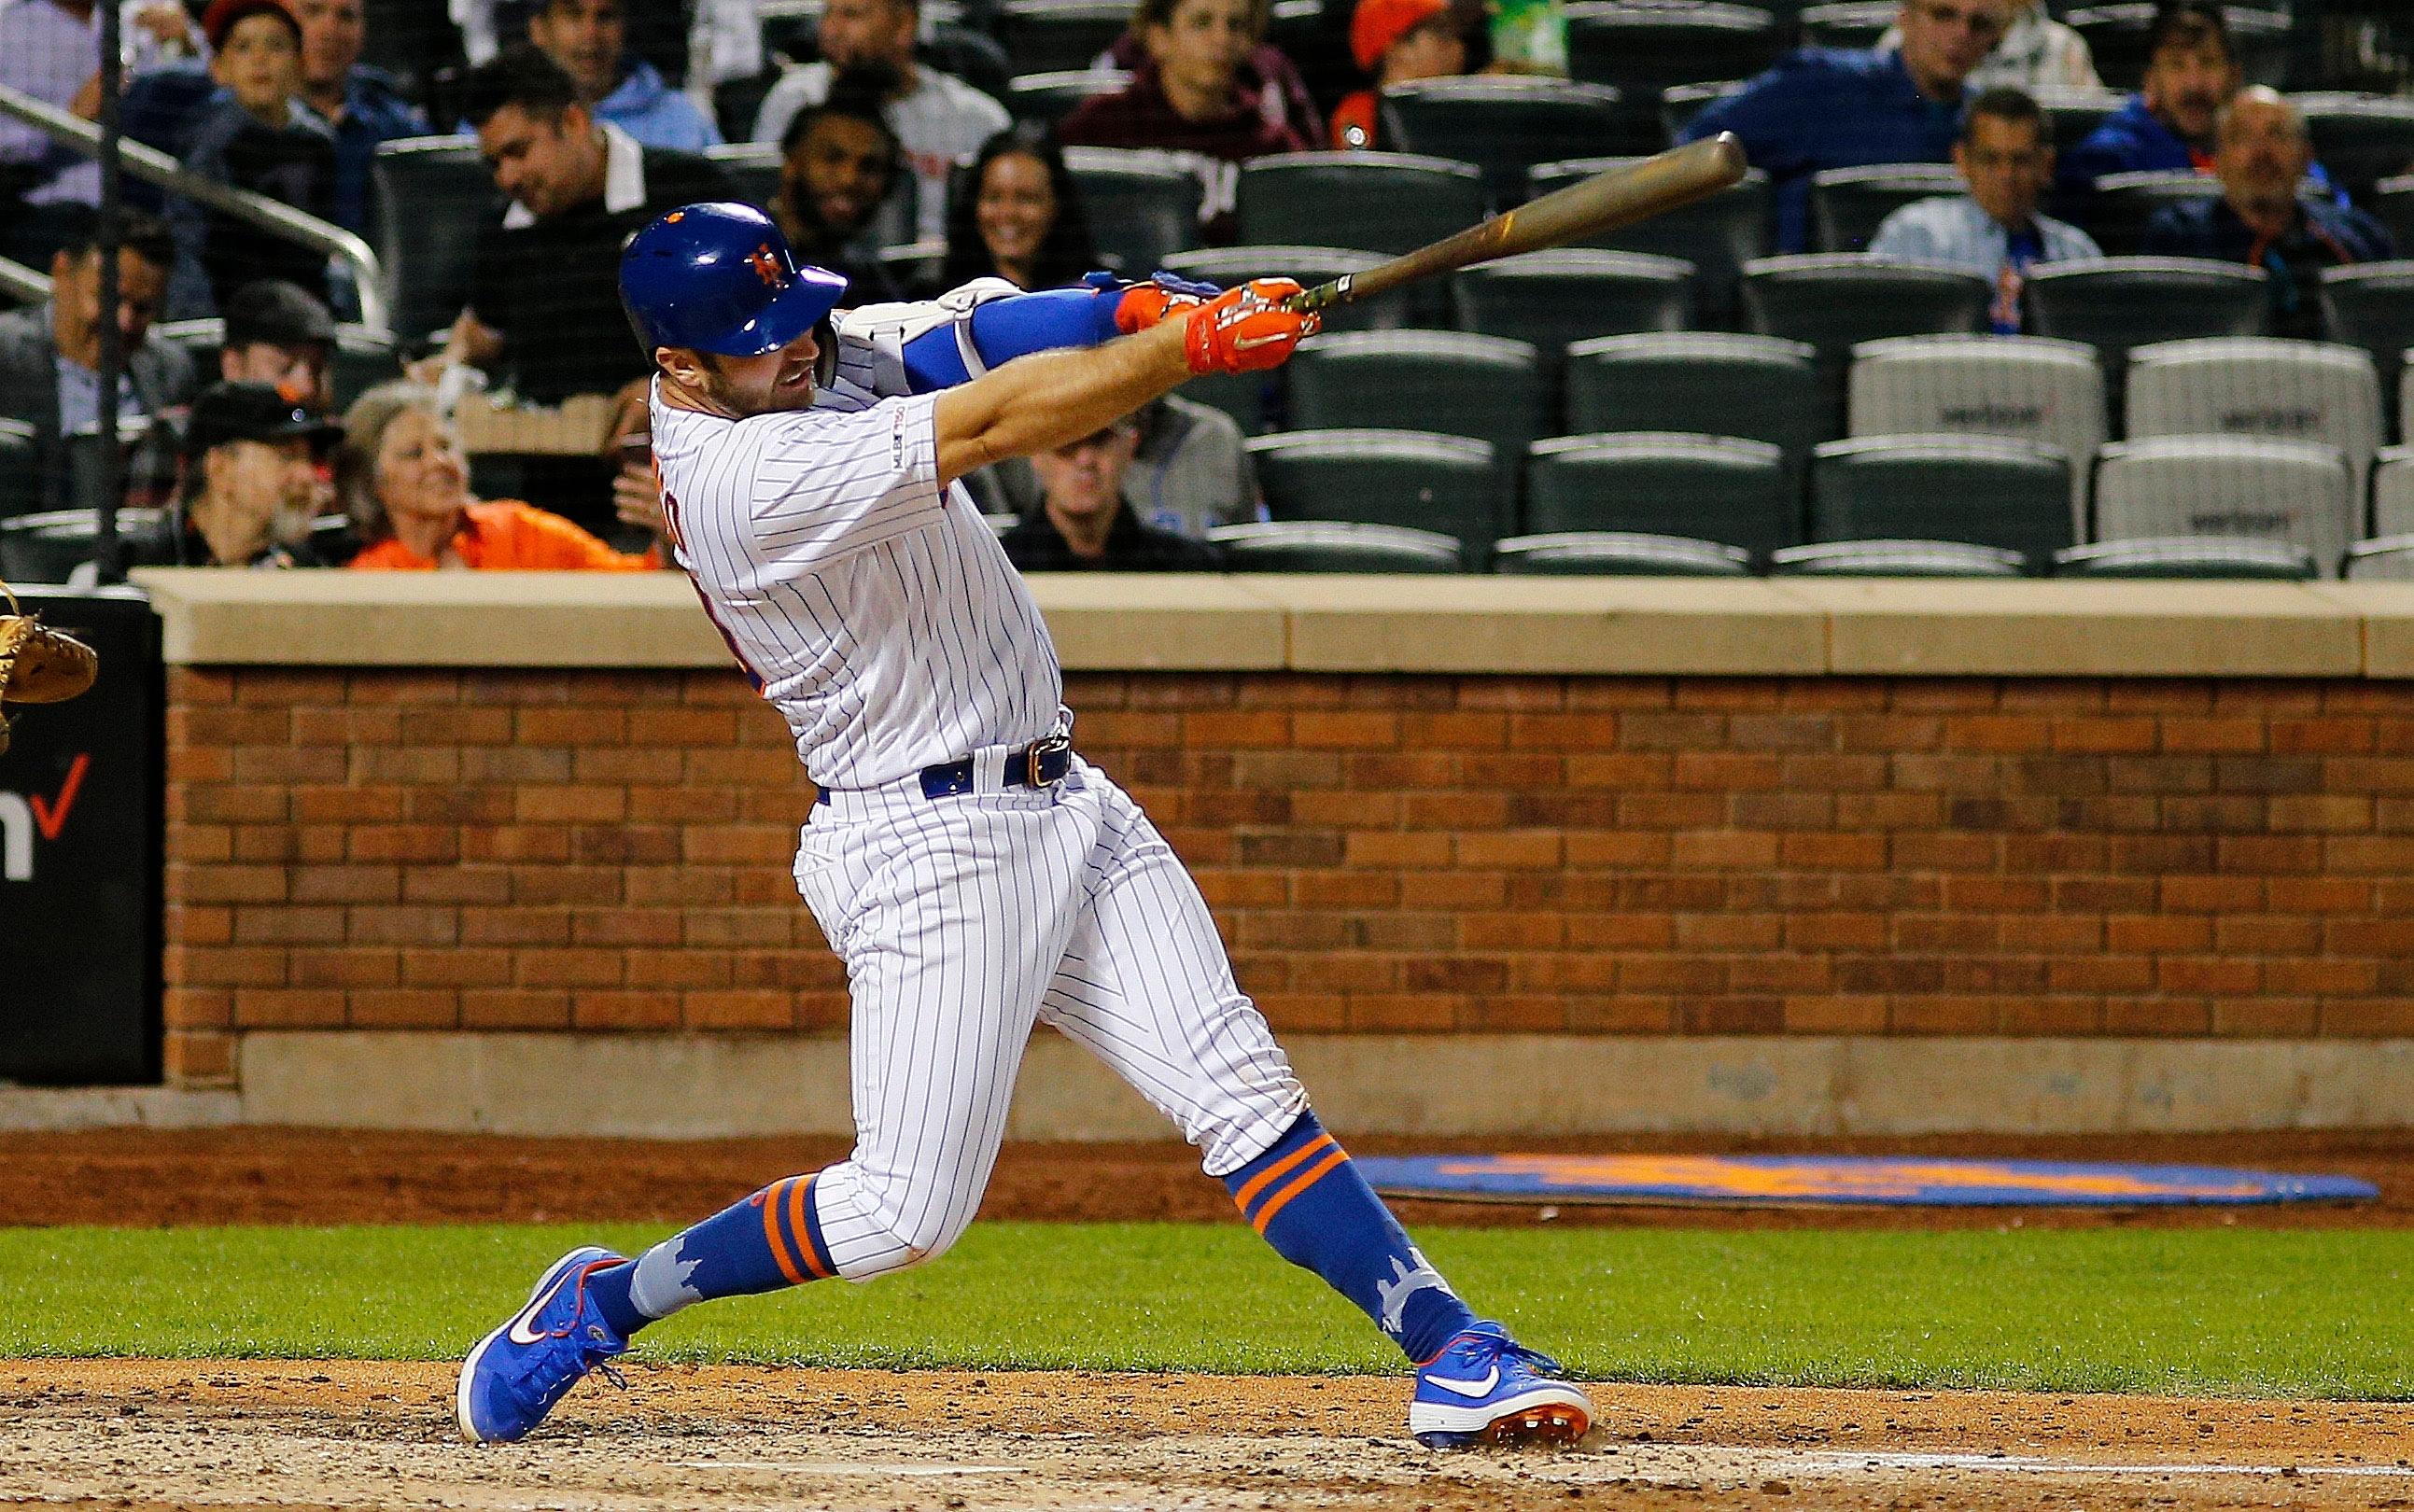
[{"x1": 339, "y1": 383, "x2": 659, "y2": 571}]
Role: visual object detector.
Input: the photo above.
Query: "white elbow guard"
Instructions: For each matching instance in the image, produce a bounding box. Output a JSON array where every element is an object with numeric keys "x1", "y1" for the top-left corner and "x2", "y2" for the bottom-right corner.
[{"x1": 835, "y1": 278, "x2": 1024, "y2": 395}]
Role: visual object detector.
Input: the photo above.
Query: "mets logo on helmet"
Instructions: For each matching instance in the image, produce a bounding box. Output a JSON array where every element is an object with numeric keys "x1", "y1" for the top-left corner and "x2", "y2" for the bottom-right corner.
[{"x1": 747, "y1": 244, "x2": 786, "y2": 287}]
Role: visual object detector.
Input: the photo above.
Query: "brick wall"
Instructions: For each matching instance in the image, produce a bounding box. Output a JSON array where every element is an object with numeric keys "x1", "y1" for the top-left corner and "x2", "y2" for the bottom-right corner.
[{"x1": 159, "y1": 665, "x2": 2414, "y2": 1087}]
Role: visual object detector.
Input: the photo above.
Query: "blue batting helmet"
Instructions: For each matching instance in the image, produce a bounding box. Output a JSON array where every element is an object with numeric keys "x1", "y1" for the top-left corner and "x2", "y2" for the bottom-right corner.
[{"x1": 619, "y1": 202, "x2": 848, "y2": 357}]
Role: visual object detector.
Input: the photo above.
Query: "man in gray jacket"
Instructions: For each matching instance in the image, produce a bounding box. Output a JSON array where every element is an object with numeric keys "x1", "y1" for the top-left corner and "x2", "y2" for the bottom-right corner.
[
  {"x1": 1869, "y1": 86, "x2": 2099, "y2": 332},
  {"x1": 0, "y1": 207, "x2": 198, "y2": 516}
]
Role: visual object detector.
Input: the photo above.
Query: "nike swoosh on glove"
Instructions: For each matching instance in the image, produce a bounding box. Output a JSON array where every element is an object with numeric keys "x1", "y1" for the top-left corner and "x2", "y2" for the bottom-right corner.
[{"x1": 1182, "y1": 278, "x2": 1319, "y2": 374}]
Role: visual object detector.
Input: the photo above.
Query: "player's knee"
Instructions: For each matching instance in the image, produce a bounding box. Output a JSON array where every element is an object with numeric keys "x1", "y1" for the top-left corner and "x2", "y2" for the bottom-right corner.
[{"x1": 851, "y1": 1189, "x2": 975, "y2": 1276}]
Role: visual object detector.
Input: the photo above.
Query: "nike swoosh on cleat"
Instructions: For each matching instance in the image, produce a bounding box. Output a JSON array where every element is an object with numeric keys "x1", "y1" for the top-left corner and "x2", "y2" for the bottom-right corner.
[
  {"x1": 1422, "y1": 1365, "x2": 1501, "y2": 1398},
  {"x1": 506, "y1": 1267, "x2": 580, "y2": 1346}
]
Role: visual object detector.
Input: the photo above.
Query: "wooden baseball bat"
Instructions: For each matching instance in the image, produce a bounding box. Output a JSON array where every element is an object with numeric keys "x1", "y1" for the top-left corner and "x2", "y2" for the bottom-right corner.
[{"x1": 1283, "y1": 133, "x2": 1750, "y2": 316}]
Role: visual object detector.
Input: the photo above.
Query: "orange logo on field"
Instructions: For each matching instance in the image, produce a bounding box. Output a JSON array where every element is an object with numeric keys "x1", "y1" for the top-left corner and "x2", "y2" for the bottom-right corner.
[
  {"x1": 747, "y1": 244, "x2": 785, "y2": 287},
  {"x1": 1433, "y1": 1155, "x2": 2269, "y2": 1202}
]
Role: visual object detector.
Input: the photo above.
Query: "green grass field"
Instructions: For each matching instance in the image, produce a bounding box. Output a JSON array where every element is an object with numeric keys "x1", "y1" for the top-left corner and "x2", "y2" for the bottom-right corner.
[{"x1": 2, "y1": 1223, "x2": 2407, "y2": 1398}]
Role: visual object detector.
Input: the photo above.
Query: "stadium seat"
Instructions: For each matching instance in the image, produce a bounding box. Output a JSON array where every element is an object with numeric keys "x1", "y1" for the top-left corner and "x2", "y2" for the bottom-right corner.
[
  {"x1": 2093, "y1": 436, "x2": 2355, "y2": 576},
  {"x1": 1810, "y1": 434, "x2": 2073, "y2": 566},
  {"x1": 1659, "y1": 80, "x2": 1740, "y2": 142},
  {"x1": 1161, "y1": 246, "x2": 1410, "y2": 333},
  {"x1": 1563, "y1": 1, "x2": 1781, "y2": 140},
  {"x1": 1797, "y1": 1, "x2": 1895, "y2": 49},
  {"x1": 2034, "y1": 86, "x2": 2126, "y2": 157},
  {"x1": 1810, "y1": 163, "x2": 1966, "y2": 254},
  {"x1": 1210, "y1": 519, "x2": 1466, "y2": 572},
  {"x1": 1740, "y1": 255, "x2": 1993, "y2": 398},
  {"x1": 1565, "y1": 332, "x2": 1825, "y2": 474},
  {"x1": 1380, "y1": 77, "x2": 1649, "y2": 209},
  {"x1": 2378, "y1": 175, "x2": 2414, "y2": 259},
  {"x1": 0, "y1": 420, "x2": 37, "y2": 523},
  {"x1": 372, "y1": 135, "x2": 495, "y2": 343},
  {"x1": 2078, "y1": 169, "x2": 2219, "y2": 257},
  {"x1": 1847, "y1": 334, "x2": 2104, "y2": 531},
  {"x1": 1524, "y1": 432, "x2": 1795, "y2": 557},
  {"x1": 1177, "y1": 371, "x2": 1279, "y2": 435},
  {"x1": 2344, "y1": 533, "x2": 2414, "y2": 581},
  {"x1": 2317, "y1": 261, "x2": 2414, "y2": 399},
  {"x1": 2376, "y1": 444, "x2": 2414, "y2": 536},
  {"x1": 2066, "y1": 4, "x2": 2288, "y2": 91},
  {"x1": 2055, "y1": 537, "x2": 2317, "y2": 579},
  {"x1": 2295, "y1": 92, "x2": 2414, "y2": 201},
  {"x1": 2126, "y1": 337, "x2": 2383, "y2": 495},
  {"x1": 1286, "y1": 331, "x2": 1545, "y2": 464},
  {"x1": 926, "y1": 25, "x2": 1017, "y2": 104},
  {"x1": 705, "y1": 143, "x2": 782, "y2": 212},
  {"x1": 1246, "y1": 429, "x2": 1503, "y2": 558},
  {"x1": 1493, "y1": 530, "x2": 1754, "y2": 575},
  {"x1": 1529, "y1": 158, "x2": 1770, "y2": 320},
  {"x1": 1235, "y1": 153, "x2": 1485, "y2": 257},
  {"x1": 1452, "y1": 251, "x2": 1693, "y2": 369},
  {"x1": 2023, "y1": 258, "x2": 2268, "y2": 392},
  {"x1": 993, "y1": 0, "x2": 1130, "y2": 75},
  {"x1": 1769, "y1": 539, "x2": 2028, "y2": 576},
  {"x1": 1005, "y1": 68, "x2": 1129, "y2": 126},
  {"x1": 0, "y1": 507, "x2": 166, "y2": 581},
  {"x1": 1062, "y1": 147, "x2": 1203, "y2": 274}
]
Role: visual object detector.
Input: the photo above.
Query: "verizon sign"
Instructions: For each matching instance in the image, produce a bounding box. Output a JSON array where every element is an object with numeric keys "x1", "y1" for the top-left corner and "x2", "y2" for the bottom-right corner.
[{"x1": 0, "y1": 591, "x2": 160, "y2": 1083}]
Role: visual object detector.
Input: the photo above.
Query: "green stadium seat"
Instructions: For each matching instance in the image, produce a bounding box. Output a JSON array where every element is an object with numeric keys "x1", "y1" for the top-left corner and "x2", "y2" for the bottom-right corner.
[
  {"x1": 2034, "y1": 86, "x2": 2125, "y2": 156},
  {"x1": 1525, "y1": 432, "x2": 1795, "y2": 557},
  {"x1": 0, "y1": 420, "x2": 37, "y2": 523},
  {"x1": 0, "y1": 507, "x2": 168, "y2": 581},
  {"x1": 1564, "y1": 332, "x2": 1825, "y2": 473},
  {"x1": 1659, "y1": 80, "x2": 1741, "y2": 142},
  {"x1": 1006, "y1": 69, "x2": 1130, "y2": 126},
  {"x1": 2056, "y1": 537, "x2": 2318, "y2": 579},
  {"x1": 1563, "y1": 1, "x2": 1781, "y2": 142},
  {"x1": 1286, "y1": 331, "x2": 1545, "y2": 464},
  {"x1": 1062, "y1": 147, "x2": 1203, "y2": 274},
  {"x1": 1494, "y1": 530, "x2": 1753, "y2": 575},
  {"x1": 2079, "y1": 169, "x2": 2218, "y2": 256},
  {"x1": 704, "y1": 142, "x2": 782, "y2": 212},
  {"x1": 993, "y1": 0, "x2": 1130, "y2": 75},
  {"x1": 1247, "y1": 428, "x2": 1503, "y2": 559},
  {"x1": 1381, "y1": 76, "x2": 1649, "y2": 209},
  {"x1": 1798, "y1": 1, "x2": 1894, "y2": 49},
  {"x1": 1210, "y1": 520, "x2": 1466, "y2": 572},
  {"x1": 1528, "y1": 157, "x2": 1770, "y2": 320},
  {"x1": 2023, "y1": 258, "x2": 2269, "y2": 391},
  {"x1": 1810, "y1": 435, "x2": 2073, "y2": 567},
  {"x1": 2296, "y1": 92, "x2": 2414, "y2": 201},
  {"x1": 1453, "y1": 251, "x2": 1693, "y2": 370},
  {"x1": 1235, "y1": 152, "x2": 1486, "y2": 257},
  {"x1": 1810, "y1": 163, "x2": 1965, "y2": 254},
  {"x1": 1741, "y1": 254, "x2": 1993, "y2": 400},
  {"x1": 1770, "y1": 539, "x2": 2028, "y2": 576},
  {"x1": 372, "y1": 135, "x2": 495, "y2": 343},
  {"x1": 2319, "y1": 261, "x2": 2414, "y2": 399}
]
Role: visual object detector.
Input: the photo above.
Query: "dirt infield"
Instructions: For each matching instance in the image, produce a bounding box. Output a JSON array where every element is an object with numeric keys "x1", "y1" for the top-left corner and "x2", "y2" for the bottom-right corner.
[
  {"x1": 3, "y1": 1359, "x2": 2408, "y2": 1512},
  {"x1": 4, "y1": 1125, "x2": 2410, "y2": 1228}
]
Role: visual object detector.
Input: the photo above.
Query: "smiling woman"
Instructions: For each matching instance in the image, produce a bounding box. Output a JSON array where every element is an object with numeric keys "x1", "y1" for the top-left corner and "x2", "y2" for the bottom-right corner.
[
  {"x1": 337, "y1": 383, "x2": 658, "y2": 570},
  {"x1": 937, "y1": 125, "x2": 1100, "y2": 292}
]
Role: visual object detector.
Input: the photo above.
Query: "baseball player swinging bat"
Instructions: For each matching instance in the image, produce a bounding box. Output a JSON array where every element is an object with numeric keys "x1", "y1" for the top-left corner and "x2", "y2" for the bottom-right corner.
[{"x1": 1284, "y1": 133, "x2": 1750, "y2": 318}]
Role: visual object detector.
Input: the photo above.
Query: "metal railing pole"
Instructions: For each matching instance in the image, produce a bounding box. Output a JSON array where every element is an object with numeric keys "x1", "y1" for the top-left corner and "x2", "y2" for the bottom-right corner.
[{"x1": 94, "y1": 0, "x2": 126, "y2": 585}]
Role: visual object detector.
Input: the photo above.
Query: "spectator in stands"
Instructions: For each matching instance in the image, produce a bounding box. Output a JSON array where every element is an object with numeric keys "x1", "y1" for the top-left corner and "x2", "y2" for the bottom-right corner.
[
  {"x1": 218, "y1": 277, "x2": 335, "y2": 412},
  {"x1": 1329, "y1": 0, "x2": 1467, "y2": 149},
  {"x1": 1679, "y1": 0, "x2": 2005, "y2": 253},
  {"x1": 422, "y1": 47, "x2": 729, "y2": 408},
  {"x1": 984, "y1": 393, "x2": 1258, "y2": 539},
  {"x1": 290, "y1": 0, "x2": 428, "y2": 235},
  {"x1": 2059, "y1": 1, "x2": 2234, "y2": 189},
  {"x1": 772, "y1": 68, "x2": 908, "y2": 303},
  {"x1": 2142, "y1": 88, "x2": 2394, "y2": 339},
  {"x1": 174, "y1": 0, "x2": 340, "y2": 316},
  {"x1": 1001, "y1": 413, "x2": 1228, "y2": 570},
  {"x1": 751, "y1": 0, "x2": 1010, "y2": 245},
  {"x1": 156, "y1": 380, "x2": 339, "y2": 567},
  {"x1": 340, "y1": 381, "x2": 657, "y2": 568},
  {"x1": 1101, "y1": 0, "x2": 1323, "y2": 152},
  {"x1": 1870, "y1": 88, "x2": 2098, "y2": 332},
  {"x1": 0, "y1": 207, "x2": 195, "y2": 514},
  {"x1": 1879, "y1": 0, "x2": 2097, "y2": 92},
  {"x1": 528, "y1": 0, "x2": 722, "y2": 152},
  {"x1": 1058, "y1": 0, "x2": 1312, "y2": 241},
  {"x1": 934, "y1": 124, "x2": 1098, "y2": 292},
  {"x1": 601, "y1": 377, "x2": 670, "y2": 553}
]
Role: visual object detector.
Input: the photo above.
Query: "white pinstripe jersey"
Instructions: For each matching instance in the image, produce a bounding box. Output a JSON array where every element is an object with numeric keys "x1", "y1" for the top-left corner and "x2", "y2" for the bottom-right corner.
[{"x1": 649, "y1": 345, "x2": 1062, "y2": 790}]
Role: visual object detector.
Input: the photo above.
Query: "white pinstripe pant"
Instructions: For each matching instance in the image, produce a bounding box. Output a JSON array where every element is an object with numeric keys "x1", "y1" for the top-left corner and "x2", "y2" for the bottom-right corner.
[{"x1": 793, "y1": 755, "x2": 1308, "y2": 1281}]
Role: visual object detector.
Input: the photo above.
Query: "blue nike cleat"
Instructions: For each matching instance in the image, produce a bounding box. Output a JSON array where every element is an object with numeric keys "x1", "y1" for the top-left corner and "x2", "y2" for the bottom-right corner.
[
  {"x1": 456, "y1": 1245, "x2": 631, "y2": 1444},
  {"x1": 1409, "y1": 1321, "x2": 1593, "y2": 1449}
]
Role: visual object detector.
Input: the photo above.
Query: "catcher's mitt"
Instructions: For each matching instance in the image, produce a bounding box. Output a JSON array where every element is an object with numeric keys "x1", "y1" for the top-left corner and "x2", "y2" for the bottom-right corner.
[{"x1": 0, "y1": 583, "x2": 99, "y2": 756}]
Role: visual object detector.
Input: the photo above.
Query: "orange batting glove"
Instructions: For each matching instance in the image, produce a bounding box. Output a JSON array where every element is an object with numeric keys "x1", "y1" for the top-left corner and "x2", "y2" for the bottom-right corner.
[
  {"x1": 1111, "y1": 271, "x2": 1222, "y2": 334},
  {"x1": 1183, "y1": 278, "x2": 1319, "y2": 375}
]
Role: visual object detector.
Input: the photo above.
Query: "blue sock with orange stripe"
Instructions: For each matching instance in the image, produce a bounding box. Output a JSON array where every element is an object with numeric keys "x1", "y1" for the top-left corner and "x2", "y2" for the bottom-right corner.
[
  {"x1": 1224, "y1": 1113, "x2": 1478, "y2": 1365},
  {"x1": 584, "y1": 1173, "x2": 835, "y2": 1337}
]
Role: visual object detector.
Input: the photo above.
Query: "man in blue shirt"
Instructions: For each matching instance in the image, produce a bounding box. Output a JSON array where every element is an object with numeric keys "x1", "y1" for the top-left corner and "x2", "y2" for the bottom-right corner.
[
  {"x1": 292, "y1": 0, "x2": 428, "y2": 235},
  {"x1": 2059, "y1": 2, "x2": 2232, "y2": 189},
  {"x1": 1871, "y1": 88, "x2": 2100, "y2": 331},
  {"x1": 2142, "y1": 89, "x2": 2394, "y2": 339},
  {"x1": 530, "y1": 0, "x2": 721, "y2": 151},
  {"x1": 1681, "y1": 0, "x2": 2007, "y2": 253}
]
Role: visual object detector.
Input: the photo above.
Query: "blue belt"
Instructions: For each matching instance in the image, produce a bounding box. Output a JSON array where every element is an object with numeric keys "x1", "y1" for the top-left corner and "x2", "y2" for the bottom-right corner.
[{"x1": 816, "y1": 735, "x2": 1073, "y2": 805}]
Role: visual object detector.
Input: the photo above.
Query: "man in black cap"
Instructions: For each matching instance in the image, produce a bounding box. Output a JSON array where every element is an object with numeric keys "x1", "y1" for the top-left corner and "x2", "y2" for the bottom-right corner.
[
  {"x1": 146, "y1": 381, "x2": 342, "y2": 567},
  {"x1": 218, "y1": 279, "x2": 340, "y2": 413}
]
